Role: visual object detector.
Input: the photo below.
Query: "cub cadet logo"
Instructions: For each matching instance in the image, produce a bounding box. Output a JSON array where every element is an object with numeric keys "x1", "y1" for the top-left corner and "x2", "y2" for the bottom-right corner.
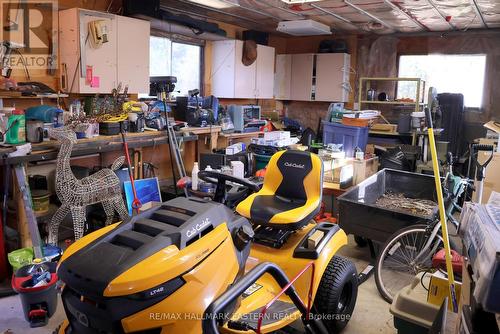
[
  {"x1": 186, "y1": 218, "x2": 211, "y2": 238},
  {"x1": 284, "y1": 162, "x2": 305, "y2": 169}
]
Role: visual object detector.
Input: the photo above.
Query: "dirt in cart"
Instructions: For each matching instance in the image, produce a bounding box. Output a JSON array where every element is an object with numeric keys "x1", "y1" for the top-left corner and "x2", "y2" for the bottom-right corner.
[{"x1": 374, "y1": 192, "x2": 437, "y2": 216}]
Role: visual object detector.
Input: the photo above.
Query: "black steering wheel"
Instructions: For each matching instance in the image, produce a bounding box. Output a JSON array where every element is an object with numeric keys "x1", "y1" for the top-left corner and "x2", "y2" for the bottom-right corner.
[{"x1": 198, "y1": 170, "x2": 261, "y2": 207}]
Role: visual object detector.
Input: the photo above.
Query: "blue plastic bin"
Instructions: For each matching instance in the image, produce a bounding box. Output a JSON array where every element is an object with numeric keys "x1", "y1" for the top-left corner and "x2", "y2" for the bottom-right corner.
[{"x1": 322, "y1": 121, "x2": 369, "y2": 157}]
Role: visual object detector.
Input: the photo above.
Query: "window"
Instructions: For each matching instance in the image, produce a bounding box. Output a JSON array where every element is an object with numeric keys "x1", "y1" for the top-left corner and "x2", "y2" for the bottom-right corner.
[
  {"x1": 397, "y1": 54, "x2": 486, "y2": 108},
  {"x1": 149, "y1": 36, "x2": 202, "y2": 96}
]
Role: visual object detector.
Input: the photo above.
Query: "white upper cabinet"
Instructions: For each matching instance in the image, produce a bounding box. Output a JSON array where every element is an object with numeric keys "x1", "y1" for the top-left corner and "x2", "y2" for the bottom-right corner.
[
  {"x1": 211, "y1": 40, "x2": 275, "y2": 99},
  {"x1": 255, "y1": 44, "x2": 275, "y2": 99},
  {"x1": 276, "y1": 52, "x2": 351, "y2": 102},
  {"x1": 116, "y1": 16, "x2": 150, "y2": 94},
  {"x1": 59, "y1": 8, "x2": 150, "y2": 94},
  {"x1": 274, "y1": 54, "x2": 292, "y2": 100},
  {"x1": 315, "y1": 53, "x2": 351, "y2": 102},
  {"x1": 290, "y1": 54, "x2": 314, "y2": 101}
]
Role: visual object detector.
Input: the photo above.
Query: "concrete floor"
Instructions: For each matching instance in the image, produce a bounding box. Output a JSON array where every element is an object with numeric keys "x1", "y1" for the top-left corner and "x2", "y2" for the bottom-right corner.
[
  {"x1": 338, "y1": 237, "x2": 395, "y2": 334},
  {"x1": 0, "y1": 236, "x2": 395, "y2": 334}
]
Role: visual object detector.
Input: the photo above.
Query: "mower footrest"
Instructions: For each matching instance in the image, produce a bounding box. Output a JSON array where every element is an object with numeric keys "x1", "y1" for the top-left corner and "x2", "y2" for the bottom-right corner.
[{"x1": 253, "y1": 226, "x2": 293, "y2": 249}]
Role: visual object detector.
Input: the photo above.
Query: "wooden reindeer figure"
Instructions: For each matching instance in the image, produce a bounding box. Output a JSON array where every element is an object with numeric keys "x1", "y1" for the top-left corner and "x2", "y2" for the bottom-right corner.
[{"x1": 48, "y1": 124, "x2": 129, "y2": 245}]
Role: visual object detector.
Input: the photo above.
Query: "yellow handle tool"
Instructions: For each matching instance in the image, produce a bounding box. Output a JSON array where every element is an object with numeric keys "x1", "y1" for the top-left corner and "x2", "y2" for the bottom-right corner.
[{"x1": 426, "y1": 109, "x2": 458, "y2": 312}]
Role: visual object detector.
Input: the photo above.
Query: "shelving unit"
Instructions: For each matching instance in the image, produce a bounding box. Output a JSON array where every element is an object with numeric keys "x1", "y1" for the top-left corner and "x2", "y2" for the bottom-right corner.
[
  {"x1": 358, "y1": 77, "x2": 426, "y2": 113},
  {"x1": 359, "y1": 100, "x2": 425, "y2": 106},
  {"x1": 0, "y1": 94, "x2": 69, "y2": 99},
  {"x1": 0, "y1": 93, "x2": 69, "y2": 106},
  {"x1": 358, "y1": 78, "x2": 425, "y2": 147}
]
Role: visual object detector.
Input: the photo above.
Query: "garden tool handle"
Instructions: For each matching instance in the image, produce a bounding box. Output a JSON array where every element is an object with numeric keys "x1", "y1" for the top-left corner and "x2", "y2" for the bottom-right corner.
[
  {"x1": 121, "y1": 131, "x2": 142, "y2": 213},
  {"x1": 425, "y1": 107, "x2": 433, "y2": 129},
  {"x1": 472, "y1": 144, "x2": 494, "y2": 170}
]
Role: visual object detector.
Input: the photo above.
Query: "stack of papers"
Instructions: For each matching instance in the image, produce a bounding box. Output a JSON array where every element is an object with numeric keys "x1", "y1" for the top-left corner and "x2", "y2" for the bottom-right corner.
[{"x1": 343, "y1": 110, "x2": 380, "y2": 119}]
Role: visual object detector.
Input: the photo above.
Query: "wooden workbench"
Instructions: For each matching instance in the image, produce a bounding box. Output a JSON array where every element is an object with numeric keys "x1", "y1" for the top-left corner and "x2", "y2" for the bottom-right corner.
[
  {"x1": 180, "y1": 126, "x2": 221, "y2": 156},
  {"x1": 217, "y1": 131, "x2": 263, "y2": 149},
  {"x1": 0, "y1": 131, "x2": 197, "y2": 165},
  {"x1": 179, "y1": 126, "x2": 262, "y2": 158},
  {"x1": 0, "y1": 130, "x2": 198, "y2": 248},
  {"x1": 322, "y1": 181, "x2": 349, "y2": 216}
]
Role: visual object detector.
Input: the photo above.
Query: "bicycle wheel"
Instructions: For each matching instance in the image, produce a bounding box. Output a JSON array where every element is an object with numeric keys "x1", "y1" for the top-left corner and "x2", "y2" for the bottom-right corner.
[{"x1": 375, "y1": 224, "x2": 445, "y2": 303}]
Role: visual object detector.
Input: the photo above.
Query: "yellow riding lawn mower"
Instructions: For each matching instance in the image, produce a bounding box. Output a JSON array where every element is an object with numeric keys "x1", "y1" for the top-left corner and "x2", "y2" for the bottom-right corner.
[{"x1": 55, "y1": 150, "x2": 358, "y2": 334}]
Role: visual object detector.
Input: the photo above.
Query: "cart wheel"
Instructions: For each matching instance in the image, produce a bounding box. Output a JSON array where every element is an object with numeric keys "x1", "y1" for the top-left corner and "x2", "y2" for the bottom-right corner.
[
  {"x1": 353, "y1": 235, "x2": 367, "y2": 248},
  {"x1": 313, "y1": 255, "x2": 358, "y2": 333}
]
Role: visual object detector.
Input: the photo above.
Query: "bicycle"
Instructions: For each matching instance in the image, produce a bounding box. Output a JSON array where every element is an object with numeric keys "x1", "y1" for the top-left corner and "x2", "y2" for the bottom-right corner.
[{"x1": 374, "y1": 153, "x2": 472, "y2": 303}]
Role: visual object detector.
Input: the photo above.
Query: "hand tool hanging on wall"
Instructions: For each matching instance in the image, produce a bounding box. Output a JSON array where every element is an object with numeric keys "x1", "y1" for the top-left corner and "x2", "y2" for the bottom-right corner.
[
  {"x1": 120, "y1": 132, "x2": 142, "y2": 214},
  {"x1": 425, "y1": 108, "x2": 458, "y2": 312},
  {"x1": 88, "y1": 20, "x2": 109, "y2": 49}
]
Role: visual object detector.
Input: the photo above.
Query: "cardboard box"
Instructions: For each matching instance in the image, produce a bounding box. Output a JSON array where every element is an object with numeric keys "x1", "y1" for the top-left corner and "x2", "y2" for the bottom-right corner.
[
  {"x1": 353, "y1": 157, "x2": 379, "y2": 185},
  {"x1": 371, "y1": 123, "x2": 398, "y2": 133},
  {"x1": 323, "y1": 158, "x2": 353, "y2": 187},
  {"x1": 427, "y1": 270, "x2": 462, "y2": 311},
  {"x1": 263, "y1": 131, "x2": 290, "y2": 141}
]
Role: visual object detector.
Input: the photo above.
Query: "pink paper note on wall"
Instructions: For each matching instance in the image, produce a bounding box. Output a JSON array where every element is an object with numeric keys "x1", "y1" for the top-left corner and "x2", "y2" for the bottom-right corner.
[{"x1": 91, "y1": 76, "x2": 100, "y2": 88}]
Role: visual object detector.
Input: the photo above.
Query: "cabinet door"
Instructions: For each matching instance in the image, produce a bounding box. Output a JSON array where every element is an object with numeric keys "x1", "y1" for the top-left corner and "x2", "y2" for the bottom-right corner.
[
  {"x1": 78, "y1": 11, "x2": 117, "y2": 94},
  {"x1": 315, "y1": 53, "x2": 351, "y2": 102},
  {"x1": 117, "y1": 16, "x2": 150, "y2": 94},
  {"x1": 274, "y1": 54, "x2": 291, "y2": 100},
  {"x1": 290, "y1": 54, "x2": 314, "y2": 101},
  {"x1": 234, "y1": 40, "x2": 257, "y2": 98},
  {"x1": 211, "y1": 40, "x2": 236, "y2": 98},
  {"x1": 255, "y1": 44, "x2": 275, "y2": 99}
]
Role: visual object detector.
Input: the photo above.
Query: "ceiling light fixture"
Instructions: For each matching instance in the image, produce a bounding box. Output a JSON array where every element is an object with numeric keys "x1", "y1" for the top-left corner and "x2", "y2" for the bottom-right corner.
[
  {"x1": 187, "y1": 0, "x2": 237, "y2": 9},
  {"x1": 277, "y1": 19, "x2": 331, "y2": 36}
]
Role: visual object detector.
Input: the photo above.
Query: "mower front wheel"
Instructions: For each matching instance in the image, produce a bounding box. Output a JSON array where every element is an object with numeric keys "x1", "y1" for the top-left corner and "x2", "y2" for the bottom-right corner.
[{"x1": 312, "y1": 255, "x2": 358, "y2": 333}]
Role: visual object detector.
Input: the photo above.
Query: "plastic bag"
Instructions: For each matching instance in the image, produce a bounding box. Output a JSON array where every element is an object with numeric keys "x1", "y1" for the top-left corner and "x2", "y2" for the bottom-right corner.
[{"x1": 8, "y1": 247, "x2": 34, "y2": 272}]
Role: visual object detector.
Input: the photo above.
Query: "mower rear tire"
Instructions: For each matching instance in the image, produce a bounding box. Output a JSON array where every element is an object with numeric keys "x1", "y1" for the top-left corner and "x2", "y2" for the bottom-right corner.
[{"x1": 313, "y1": 255, "x2": 358, "y2": 333}]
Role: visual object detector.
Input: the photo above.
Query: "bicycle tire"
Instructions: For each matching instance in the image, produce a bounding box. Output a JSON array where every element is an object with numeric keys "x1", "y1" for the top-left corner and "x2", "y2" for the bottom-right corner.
[{"x1": 374, "y1": 224, "x2": 458, "y2": 303}]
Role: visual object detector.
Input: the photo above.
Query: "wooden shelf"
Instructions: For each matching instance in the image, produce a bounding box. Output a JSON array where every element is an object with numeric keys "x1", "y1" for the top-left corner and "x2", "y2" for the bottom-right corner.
[
  {"x1": 360, "y1": 100, "x2": 424, "y2": 106},
  {"x1": 358, "y1": 77, "x2": 426, "y2": 114},
  {"x1": 369, "y1": 130, "x2": 413, "y2": 136},
  {"x1": 0, "y1": 93, "x2": 69, "y2": 99},
  {"x1": 220, "y1": 131, "x2": 262, "y2": 139},
  {"x1": 359, "y1": 77, "x2": 423, "y2": 82}
]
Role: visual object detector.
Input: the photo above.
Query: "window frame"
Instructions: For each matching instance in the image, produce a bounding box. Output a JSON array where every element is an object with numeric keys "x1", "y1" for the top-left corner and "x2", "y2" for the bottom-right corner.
[
  {"x1": 149, "y1": 32, "x2": 205, "y2": 96},
  {"x1": 396, "y1": 52, "x2": 487, "y2": 110}
]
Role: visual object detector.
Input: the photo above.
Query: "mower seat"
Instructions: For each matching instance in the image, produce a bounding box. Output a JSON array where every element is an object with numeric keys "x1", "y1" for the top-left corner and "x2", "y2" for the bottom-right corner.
[{"x1": 236, "y1": 150, "x2": 323, "y2": 229}]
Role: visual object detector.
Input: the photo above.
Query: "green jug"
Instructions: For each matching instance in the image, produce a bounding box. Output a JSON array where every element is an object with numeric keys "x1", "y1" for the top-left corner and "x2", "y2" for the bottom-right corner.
[{"x1": 5, "y1": 109, "x2": 26, "y2": 144}]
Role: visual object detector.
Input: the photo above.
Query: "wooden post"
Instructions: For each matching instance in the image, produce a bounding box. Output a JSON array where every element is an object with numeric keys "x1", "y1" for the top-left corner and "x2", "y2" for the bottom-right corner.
[{"x1": 13, "y1": 167, "x2": 32, "y2": 249}]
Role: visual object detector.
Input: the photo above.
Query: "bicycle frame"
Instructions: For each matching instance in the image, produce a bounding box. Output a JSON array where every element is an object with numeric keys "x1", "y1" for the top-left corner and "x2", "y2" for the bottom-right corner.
[{"x1": 410, "y1": 168, "x2": 470, "y2": 265}]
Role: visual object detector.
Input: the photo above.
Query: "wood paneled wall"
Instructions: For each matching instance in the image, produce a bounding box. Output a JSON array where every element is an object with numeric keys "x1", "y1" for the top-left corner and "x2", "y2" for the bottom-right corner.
[
  {"x1": 357, "y1": 32, "x2": 500, "y2": 122},
  {"x1": 2, "y1": 0, "x2": 123, "y2": 109},
  {"x1": 7, "y1": 3, "x2": 497, "y2": 130}
]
